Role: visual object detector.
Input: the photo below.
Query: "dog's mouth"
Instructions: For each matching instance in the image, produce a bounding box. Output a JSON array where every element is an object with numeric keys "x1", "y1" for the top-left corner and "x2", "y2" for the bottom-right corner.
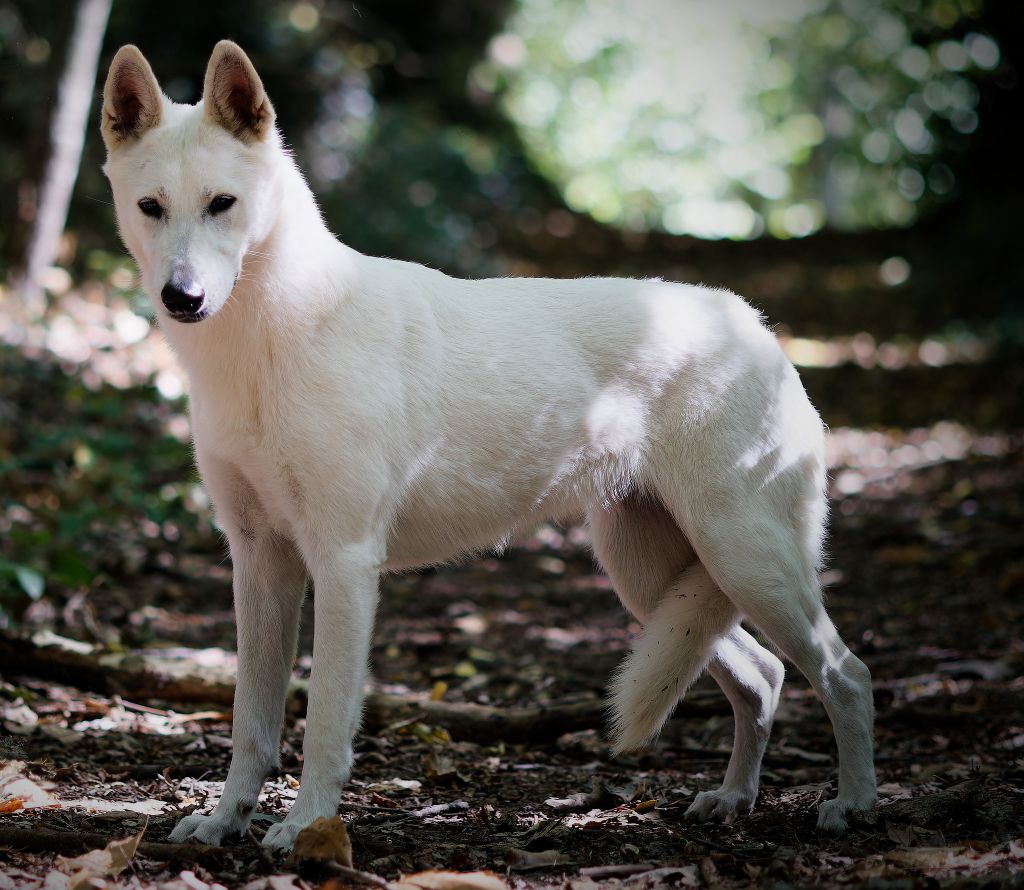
[{"x1": 168, "y1": 309, "x2": 210, "y2": 324}]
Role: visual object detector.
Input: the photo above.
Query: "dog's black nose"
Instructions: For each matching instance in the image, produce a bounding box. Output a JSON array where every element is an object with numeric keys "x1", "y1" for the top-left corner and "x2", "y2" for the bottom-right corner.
[{"x1": 161, "y1": 277, "x2": 206, "y2": 321}]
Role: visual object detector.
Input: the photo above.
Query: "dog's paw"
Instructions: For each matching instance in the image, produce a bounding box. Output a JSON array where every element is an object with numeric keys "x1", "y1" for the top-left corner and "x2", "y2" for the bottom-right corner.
[
  {"x1": 816, "y1": 795, "x2": 875, "y2": 833},
  {"x1": 168, "y1": 810, "x2": 246, "y2": 845},
  {"x1": 685, "y1": 788, "x2": 755, "y2": 823},
  {"x1": 261, "y1": 818, "x2": 309, "y2": 852}
]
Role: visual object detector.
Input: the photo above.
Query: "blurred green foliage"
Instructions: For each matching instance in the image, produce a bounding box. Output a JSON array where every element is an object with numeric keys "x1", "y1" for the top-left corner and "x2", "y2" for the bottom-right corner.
[
  {"x1": 0, "y1": 346, "x2": 204, "y2": 625},
  {"x1": 498, "y1": 0, "x2": 1002, "y2": 238}
]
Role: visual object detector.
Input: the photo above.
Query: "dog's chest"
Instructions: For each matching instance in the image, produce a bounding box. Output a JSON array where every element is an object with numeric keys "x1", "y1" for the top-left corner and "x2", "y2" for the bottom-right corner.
[
  {"x1": 227, "y1": 440, "x2": 307, "y2": 538},
  {"x1": 192, "y1": 389, "x2": 311, "y2": 538}
]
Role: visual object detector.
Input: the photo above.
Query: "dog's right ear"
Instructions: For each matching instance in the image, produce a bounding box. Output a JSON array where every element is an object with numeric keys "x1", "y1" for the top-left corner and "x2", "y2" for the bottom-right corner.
[
  {"x1": 101, "y1": 45, "x2": 163, "y2": 151},
  {"x1": 203, "y1": 40, "x2": 275, "y2": 142}
]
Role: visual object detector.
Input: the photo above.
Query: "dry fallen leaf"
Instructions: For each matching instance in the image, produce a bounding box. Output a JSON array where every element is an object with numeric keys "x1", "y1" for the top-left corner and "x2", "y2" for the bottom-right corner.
[
  {"x1": 0, "y1": 866, "x2": 45, "y2": 890},
  {"x1": 388, "y1": 870, "x2": 507, "y2": 890},
  {"x1": 421, "y1": 751, "x2": 466, "y2": 784},
  {"x1": 0, "y1": 761, "x2": 59, "y2": 809},
  {"x1": 369, "y1": 791, "x2": 399, "y2": 808},
  {"x1": 287, "y1": 815, "x2": 353, "y2": 868},
  {"x1": 545, "y1": 778, "x2": 622, "y2": 813},
  {"x1": 2, "y1": 700, "x2": 38, "y2": 734},
  {"x1": 158, "y1": 870, "x2": 222, "y2": 890},
  {"x1": 367, "y1": 778, "x2": 423, "y2": 795},
  {"x1": 626, "y1": 865, "x2": 702, "y2": 888},
  {"x1": 55, "y1": 825, "x2": 145, "y2": 890}
]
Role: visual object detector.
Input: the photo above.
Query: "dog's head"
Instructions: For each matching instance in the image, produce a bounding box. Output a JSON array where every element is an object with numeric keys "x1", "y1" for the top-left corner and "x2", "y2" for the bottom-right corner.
[{"x1": 101, "y1": 42, "x2": 281, "y2": 324}]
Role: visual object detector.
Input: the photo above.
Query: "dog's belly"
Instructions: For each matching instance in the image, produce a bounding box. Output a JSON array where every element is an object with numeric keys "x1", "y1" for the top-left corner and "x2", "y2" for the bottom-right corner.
[
  {"x1": 380, "y1": 437, "x2": 644, "y2": 571},
  {"x1": 381, "y1": 456, "x2": 592, "y2": 571},
  {"x1": 382, "y1": 489, "x2": 581, "y2": 572},
  {"x1": 379, "y1": 371, "x2": 674, "y2": 571}
]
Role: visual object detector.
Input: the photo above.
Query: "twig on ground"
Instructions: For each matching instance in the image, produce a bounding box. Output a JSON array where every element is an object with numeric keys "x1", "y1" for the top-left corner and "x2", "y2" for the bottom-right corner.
[
  {"x1": 0, "y1": 631, "x2": 727, "y2": 743},
  {"x1": 0, "y1": 826, "x2": 229, "y2": 865},
  {"x1": 853, "y1": 778, "x2": 985, "y2": 827},
  {"x1": 247, "y1": 826, "x2": 276, "y2": 868},
  {"x1": 579, "y1": 863, "x2": 657, "y2": 879},
  {"x1": 319, "y1": 860, "x2": 391, "y2": 888},
  {"x1": 107, "y1": 763, "x2": 219, "y2": 780}
]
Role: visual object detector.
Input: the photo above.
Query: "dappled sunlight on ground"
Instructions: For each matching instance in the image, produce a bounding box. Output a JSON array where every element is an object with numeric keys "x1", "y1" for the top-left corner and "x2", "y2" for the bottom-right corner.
[
  {"x1": 779, "y1": 329, "x2": 992, "y2": 369},
  {"x1": 0, "y1": 282, "x2": 184, "y2": 402},
  {"x1": 826, "y1": 423, "x2": 1015, "y2": 498}
]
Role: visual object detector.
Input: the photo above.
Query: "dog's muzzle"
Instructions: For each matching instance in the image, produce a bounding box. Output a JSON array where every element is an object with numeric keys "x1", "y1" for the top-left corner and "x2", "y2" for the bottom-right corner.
[{"x1": 161, "y1": 276, "x2": 207, "y2": 323}]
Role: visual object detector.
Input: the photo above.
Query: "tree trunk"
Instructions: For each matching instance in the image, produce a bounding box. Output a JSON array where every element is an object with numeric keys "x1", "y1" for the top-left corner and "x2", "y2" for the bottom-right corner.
[{"x1": 21, "y1": 0, "x2": 112, "y2": 313}]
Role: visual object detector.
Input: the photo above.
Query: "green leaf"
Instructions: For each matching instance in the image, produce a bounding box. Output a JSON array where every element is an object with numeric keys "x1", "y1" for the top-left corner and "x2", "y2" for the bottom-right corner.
[
  {"x1": 53, "y1": 550, "x2": 96, "y2": 587},
  {"x1": 14, "y1": 566, "x2": 44, "y2": 601}
]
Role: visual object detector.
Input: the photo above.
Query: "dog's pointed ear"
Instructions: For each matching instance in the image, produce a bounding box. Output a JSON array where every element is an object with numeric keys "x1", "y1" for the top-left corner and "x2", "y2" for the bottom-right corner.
[
  {"x1": 101, "y1": 45, "x2": 163, "y2": 151},
  {"x1": 203, "y1": 40, "x2": 275, "y2": 142}
]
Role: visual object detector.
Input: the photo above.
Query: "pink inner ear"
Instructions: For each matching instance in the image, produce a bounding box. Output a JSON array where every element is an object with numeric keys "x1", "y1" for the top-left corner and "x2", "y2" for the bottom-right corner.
[
  {"x1": 227, "y1": 81, "x2": 257, "y2": 115},
  {"x1": 115, "y1": 93, "x2": 143, "y2": 122},
  {"x1": 218, "y1": 63, "x2": 249, "y2": 107},
  {"x1": 220, "y1": 57, "x2": 249, "y2": 92},
  {"x1": 110, "y1": 62, "x2": 158, "y2": 138},
  {"x1": 212, "y1": 55, "x2": 268, "y2": 136}
]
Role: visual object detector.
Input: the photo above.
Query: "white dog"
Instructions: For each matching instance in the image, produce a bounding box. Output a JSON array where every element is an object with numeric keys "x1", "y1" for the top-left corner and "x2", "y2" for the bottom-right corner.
[{"x1": 100, "y1": 42, "x2": 876, "y2": 850}]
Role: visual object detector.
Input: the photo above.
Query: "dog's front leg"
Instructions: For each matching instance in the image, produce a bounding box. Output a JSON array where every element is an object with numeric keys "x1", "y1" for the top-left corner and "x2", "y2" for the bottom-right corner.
[
  {"x1": 170, "y1": 499, "x2": 306, "y2": 844},
  {"x1": 261, "y1": 542, "x2": 379, "y2": 851}
]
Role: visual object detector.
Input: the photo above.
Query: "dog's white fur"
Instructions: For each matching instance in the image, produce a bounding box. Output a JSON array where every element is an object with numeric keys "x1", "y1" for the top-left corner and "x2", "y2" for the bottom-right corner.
[{"x1": 101, "y1": 42, "x2": 876, "y2": 850}]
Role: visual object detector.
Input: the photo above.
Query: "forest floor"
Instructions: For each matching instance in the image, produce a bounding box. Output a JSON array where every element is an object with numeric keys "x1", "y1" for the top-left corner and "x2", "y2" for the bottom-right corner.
[{"x1": 1, "y1": 275, "x2": 1023, "y2": 889}]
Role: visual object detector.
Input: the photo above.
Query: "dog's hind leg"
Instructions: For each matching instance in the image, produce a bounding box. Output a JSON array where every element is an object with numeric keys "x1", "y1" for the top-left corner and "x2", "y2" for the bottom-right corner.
[
  {"x1": 588, "y1": 493, "x2": 695, "y2": 622},
  {"x1": 656, "y1": 446, "x2": 876, "y2": 831},
  {"x1": 720, "y1": 576, "x2": 874, "y2": 831},
  {"x1": 687, "y1": 625, "x2": 784, "y2": 821},
  {"x1": 737, "y1": 585, "x2": 875, "y2": 832},
  {"x1": 592, "y1": 496, "x2": 770, "y2": 794}
]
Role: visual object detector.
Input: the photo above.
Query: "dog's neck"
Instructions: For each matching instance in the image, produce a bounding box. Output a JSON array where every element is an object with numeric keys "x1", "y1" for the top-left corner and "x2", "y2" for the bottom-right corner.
[{"x1": 239, "y1": 148, "x2": 358, "y2": 306}]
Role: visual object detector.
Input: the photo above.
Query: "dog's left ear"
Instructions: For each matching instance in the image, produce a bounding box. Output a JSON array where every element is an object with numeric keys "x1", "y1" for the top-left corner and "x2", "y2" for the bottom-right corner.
[
  {"x1": 101, "y1": 45, "x2": 164, "y2": 151},
  {"x1": 203, "y1": 40, "x2": 275, "y2": 142}
]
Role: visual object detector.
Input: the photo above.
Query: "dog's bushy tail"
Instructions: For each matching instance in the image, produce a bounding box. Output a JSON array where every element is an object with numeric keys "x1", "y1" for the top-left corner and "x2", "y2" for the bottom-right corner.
[{"x1": 607, "y1": 562, "x2": 737, "y2": 754}]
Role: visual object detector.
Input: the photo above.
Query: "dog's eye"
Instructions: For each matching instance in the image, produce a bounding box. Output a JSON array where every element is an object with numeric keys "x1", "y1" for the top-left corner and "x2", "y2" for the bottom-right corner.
[
  {"x1": 138, "y1": 198, "x2": 162, "y2": 219},
  {"x1": 209, "y1": 195, "x2": 236, "y2": 215}
]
